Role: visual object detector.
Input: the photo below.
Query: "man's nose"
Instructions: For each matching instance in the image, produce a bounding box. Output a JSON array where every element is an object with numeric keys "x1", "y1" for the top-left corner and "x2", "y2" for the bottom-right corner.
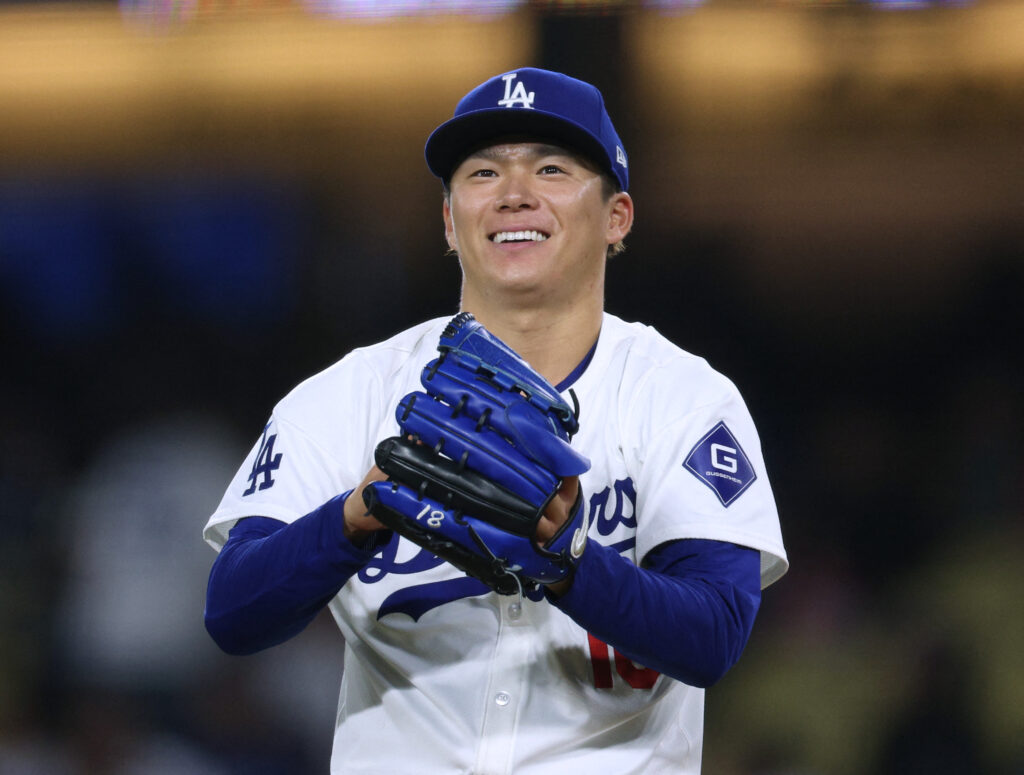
[{"x1": 495, "y1": 173, "x2": 538, "y2": 210}]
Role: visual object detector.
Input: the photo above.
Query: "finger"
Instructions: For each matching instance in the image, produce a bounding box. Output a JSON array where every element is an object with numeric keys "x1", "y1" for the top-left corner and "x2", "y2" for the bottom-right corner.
[
  {"x1": 536, "y1": 476, "x2": 579, "y2": 545},
  {"x1": 345, "y1": 465, "x2": 388, "y2": 536}
]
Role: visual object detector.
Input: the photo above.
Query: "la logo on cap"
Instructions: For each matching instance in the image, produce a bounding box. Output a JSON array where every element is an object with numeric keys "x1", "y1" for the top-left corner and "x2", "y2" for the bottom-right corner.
[{"x1": 498, "y1": 72, "x2": 535, "y2": 109}]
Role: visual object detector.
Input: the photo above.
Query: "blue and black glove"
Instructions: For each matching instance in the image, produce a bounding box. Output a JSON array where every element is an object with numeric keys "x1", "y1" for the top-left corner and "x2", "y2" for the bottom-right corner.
[{"x1": 363, "y1": 312, "x2": 591, "y2": 596}]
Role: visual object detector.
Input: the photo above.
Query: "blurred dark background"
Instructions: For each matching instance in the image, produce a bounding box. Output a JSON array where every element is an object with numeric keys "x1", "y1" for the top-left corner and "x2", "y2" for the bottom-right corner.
[{"x1": 1, "y1": 1, "x2": 1022, "y2": 773}]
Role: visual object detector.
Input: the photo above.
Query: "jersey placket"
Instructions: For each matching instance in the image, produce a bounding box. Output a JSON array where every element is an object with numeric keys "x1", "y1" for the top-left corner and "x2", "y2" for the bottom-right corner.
[{"x1": 471, "y1": 594, "x2": 535, "y2": 775}]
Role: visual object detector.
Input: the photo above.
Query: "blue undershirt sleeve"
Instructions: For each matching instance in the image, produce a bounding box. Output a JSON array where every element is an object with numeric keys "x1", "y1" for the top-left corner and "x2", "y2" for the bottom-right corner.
[
  {"x1": 204, "y1": 491, "x2": 392, "y2": 656},
  {"x1": 547, "y1": 538, "x2": 762, "y2": 688}
]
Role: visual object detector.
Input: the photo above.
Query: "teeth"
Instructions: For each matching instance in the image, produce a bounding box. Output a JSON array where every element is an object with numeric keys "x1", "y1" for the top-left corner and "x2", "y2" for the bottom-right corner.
[{"x1": 492, "y1": 230, "x2": 548, "y2": 244}]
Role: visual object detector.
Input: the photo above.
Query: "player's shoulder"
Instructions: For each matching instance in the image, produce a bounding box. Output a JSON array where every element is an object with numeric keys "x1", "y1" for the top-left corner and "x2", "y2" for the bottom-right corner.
[
  {"x1": 600, "y1": 313, "x2": 738, "y2": 403},
  {"x1": 601, "y1": 313, "x2": 701, "y2": 363},
  {"x1": 341, "y1": 317, "x2": 449, "y2": 373},
  {"x1": 273, "y1": 317, "x2": 448, "y2": 419}
]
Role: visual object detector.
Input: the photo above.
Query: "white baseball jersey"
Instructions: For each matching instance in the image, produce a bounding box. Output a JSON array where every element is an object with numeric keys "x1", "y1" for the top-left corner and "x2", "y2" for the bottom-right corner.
[{"x1": 205, "y1": 312, "x2": 788, "y2": 775}]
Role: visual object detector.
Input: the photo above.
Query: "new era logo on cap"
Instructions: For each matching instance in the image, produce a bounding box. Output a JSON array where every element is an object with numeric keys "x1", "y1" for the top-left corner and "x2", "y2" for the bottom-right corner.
[{"x1": 424, "y1": 67, "x2": 629, "y2": 192}]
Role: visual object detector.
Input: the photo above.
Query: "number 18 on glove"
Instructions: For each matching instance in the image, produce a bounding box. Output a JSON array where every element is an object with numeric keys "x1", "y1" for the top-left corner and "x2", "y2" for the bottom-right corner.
[{"x1": 362, "y1": 313, "x2": 591, "y2": 596}]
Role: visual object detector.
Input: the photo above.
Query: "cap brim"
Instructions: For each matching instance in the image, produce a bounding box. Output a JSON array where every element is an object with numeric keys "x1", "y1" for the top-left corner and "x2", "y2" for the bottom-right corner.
[{"x1": 425, "y1": 108, "x2": 614, "y2": 186}]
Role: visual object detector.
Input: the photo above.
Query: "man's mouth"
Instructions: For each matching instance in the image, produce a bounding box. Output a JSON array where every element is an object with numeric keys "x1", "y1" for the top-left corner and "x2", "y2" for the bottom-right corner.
[{"x1": 490, "y1": 230, "x2": 550, "y2": 244}]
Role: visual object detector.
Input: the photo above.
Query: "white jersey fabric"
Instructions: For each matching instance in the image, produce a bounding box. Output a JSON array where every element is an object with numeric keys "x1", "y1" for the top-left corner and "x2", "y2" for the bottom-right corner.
[{"x1": 205, "y1": 312, "x2": 788, "y2": 775}]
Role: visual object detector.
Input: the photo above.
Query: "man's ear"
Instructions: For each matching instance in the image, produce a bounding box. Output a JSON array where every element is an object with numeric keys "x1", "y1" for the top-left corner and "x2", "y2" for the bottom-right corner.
[
  {"x1": 606, "y1": 192, "x2": 634, "y2": 246},
  {"x1": 443, "y1": 197, "x2": 458, "y2": 253}
]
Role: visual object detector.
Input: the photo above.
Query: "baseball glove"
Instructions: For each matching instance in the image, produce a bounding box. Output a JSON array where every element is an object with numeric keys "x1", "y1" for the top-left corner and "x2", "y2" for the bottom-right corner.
[{"x1": 362, "y1": 312, "x2": 591, "y2": 596}]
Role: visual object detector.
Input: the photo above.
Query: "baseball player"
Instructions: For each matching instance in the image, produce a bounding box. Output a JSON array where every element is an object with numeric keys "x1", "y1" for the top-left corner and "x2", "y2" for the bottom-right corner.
[{"x1": 204, "y1": 67, "x2": 788, "y2": 774}]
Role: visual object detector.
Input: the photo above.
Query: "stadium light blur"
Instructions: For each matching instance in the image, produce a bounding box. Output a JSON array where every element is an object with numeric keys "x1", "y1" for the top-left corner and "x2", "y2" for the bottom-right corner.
[{"x1": 302, "y1": 0, "x2": 523, "y2": 19}]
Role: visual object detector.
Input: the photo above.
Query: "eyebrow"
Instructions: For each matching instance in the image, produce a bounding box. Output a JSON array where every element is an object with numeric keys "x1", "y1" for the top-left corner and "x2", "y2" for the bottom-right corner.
[{"x1": 467, "y1": 143, "x2": 574, "y2": 163}]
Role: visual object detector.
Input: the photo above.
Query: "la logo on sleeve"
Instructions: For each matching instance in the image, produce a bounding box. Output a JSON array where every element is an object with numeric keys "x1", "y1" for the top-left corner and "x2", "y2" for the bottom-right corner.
[{"x1": 683, "y1": 422, "x2": 756, "y2": 507}]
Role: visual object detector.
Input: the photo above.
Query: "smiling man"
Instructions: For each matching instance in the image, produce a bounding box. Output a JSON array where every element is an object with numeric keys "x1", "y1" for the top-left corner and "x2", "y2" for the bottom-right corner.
[
  {"x1": 203, "y1": 68, "x2": 788, "y2": 774},
  {"x1": 440, "y1": 141, "x2": 631, "y2": 373}
]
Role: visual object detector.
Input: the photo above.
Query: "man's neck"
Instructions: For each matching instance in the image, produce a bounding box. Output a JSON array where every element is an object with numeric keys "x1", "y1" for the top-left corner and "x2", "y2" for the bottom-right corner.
[{"x1": 459, "y1": 300, "x2": 602, "y2": 387}]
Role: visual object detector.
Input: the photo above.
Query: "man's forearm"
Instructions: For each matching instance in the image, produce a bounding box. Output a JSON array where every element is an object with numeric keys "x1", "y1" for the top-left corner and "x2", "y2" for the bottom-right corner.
[
  {"x1": 548, "y1": 538, "x2": 762, "y2": 688},
  {"x1": 204, "y1": 492, "x2": 384, "y2": 655}
]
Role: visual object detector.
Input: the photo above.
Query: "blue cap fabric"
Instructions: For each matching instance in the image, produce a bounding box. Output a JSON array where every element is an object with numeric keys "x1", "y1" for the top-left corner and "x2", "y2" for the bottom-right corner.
[{"x1": 425, "y1": 68, "x2": 628, "y2": 192}]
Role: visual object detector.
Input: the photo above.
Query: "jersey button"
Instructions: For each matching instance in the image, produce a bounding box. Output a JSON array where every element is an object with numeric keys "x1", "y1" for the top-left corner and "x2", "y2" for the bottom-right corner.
[{"x1": 494, "y1": 691, "x2": 511, "y2": 707}]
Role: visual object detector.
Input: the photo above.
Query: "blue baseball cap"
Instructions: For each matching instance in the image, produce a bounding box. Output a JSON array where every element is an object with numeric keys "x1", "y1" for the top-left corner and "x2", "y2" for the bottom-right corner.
[{"x1": 425, "y1": 67, "x2": 629, "y2": 192}]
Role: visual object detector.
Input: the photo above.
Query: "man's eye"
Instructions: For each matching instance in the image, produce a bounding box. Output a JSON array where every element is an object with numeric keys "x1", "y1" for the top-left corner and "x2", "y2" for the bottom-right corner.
[
  {"x1": 539, "y1": 165, "x2": 565, "y2": 175},
  {"x1": 470, "y1": 169, "x2": 497, "y2": 178}
]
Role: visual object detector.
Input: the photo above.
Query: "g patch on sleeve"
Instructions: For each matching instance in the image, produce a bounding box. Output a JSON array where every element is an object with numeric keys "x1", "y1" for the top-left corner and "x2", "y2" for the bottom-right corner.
[{"x1": 683, "y1": 422, "x2": 756, "y2": 507}]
